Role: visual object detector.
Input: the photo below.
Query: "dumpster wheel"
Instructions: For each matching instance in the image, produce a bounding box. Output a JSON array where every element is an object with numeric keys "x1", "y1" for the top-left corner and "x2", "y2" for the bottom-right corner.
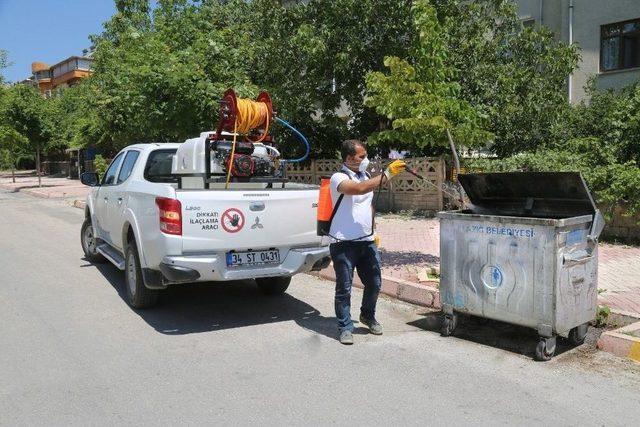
[
  {"x1": 441, "y1": 313, "x2": 458, "y2": 337},
  {"x1": 535, "y1": 337, "x2": 556, "y2": 361},
  {"x1": 568, "y1": 323, "x2": 588, "y2": 346}
]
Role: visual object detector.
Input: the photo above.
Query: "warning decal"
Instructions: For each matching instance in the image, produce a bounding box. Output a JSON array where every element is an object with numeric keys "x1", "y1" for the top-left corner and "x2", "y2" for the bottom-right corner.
[{"x1": 221, "y1": 208, "x2": 245, "y2": 233}]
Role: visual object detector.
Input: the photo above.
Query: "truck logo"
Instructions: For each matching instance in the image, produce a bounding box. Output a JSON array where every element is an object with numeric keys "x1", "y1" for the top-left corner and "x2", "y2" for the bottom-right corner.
[
  {"x1": 221, "y1": 208, "x2": 245, "y2": 233},
  {"x1": 251, "y1": 217, "x2": 264, "y2": 229}
]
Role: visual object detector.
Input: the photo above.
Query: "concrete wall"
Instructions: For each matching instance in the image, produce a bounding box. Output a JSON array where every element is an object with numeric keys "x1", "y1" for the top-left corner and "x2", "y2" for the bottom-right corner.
[{"x1": 515, "y1": 0, "x2": 640, "y2": 103}]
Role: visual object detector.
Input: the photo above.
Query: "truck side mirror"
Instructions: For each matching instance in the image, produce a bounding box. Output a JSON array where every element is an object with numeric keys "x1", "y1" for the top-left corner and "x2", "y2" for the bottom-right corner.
[{"x1": 81, "y1": 172, "x2": 100, "y2": 187}]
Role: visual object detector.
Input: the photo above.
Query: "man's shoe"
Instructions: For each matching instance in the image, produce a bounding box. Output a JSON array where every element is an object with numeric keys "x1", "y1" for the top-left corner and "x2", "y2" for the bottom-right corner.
[
  {"x1": 339, "y1": 330, "x2": 354, "y2": 345},
  {"x1": 359, "y1": 315, "x2": 383, "y2": 335}
]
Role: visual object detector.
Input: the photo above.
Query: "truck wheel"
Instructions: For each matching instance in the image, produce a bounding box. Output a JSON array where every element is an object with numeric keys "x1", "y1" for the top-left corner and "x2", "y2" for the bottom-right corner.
[
  {"x1": 125, "y1": 240, "x2": 159, "y2": 308},
  {"x1": 81, "y1": 218, "x2": 106, "y2": 263},
  {"x1": 256, "y1": 276, "x2": 291, "y2": 295}
]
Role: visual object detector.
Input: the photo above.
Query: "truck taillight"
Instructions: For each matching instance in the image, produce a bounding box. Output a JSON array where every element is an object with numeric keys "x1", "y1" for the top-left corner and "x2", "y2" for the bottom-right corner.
[{"x1": 155, "y1": 197, "x2": 182, "y2": 235}]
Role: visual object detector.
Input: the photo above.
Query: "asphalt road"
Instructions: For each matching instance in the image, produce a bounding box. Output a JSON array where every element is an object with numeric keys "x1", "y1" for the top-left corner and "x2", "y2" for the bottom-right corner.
[{"x1": 1, "y1": 189, "x2": 639, "y2": 426}]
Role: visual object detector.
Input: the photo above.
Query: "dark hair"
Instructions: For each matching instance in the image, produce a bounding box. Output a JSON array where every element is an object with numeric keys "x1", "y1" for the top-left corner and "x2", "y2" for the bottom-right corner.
[{"x1": 341, "y1": 139, "x2": 365, "y2": 161}]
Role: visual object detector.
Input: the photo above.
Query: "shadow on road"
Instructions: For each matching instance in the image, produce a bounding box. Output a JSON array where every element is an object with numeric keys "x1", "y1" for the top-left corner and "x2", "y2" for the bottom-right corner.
[
  {"x1": 408, "y1": 312, "x2": 579, "y2": 361},
  {"x1": 89, "y1": 260, "x2": 339, "y2": 340}
]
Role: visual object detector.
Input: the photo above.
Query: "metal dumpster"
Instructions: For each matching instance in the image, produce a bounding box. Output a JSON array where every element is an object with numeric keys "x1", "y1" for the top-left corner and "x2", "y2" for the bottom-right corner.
[{"x1": 437, "y1": 172, "x2": 605, "y2": 361}]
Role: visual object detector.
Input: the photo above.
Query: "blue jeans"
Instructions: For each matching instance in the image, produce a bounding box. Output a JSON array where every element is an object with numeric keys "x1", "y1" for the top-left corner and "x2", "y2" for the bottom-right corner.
[{"x1": 330, "y1": 241, "x2": 382, "y2": 332}]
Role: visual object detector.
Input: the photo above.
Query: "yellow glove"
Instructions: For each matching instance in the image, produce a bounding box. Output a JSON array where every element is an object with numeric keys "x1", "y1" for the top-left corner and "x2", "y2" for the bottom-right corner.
[{"x1": 384, "y1": 160, "x2": 406, "y2": 180}]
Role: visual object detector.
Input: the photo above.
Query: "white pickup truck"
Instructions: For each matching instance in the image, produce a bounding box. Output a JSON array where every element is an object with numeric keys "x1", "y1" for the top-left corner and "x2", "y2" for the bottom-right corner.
[{"x1": 80, "y1": 143, "x2": 330, "y2": 308}]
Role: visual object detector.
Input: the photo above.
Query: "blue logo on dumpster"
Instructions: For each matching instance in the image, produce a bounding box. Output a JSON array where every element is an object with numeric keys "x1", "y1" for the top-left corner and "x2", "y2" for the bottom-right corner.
[{"x1": 481, "y1": 265, "x2": 503, "y2": 290}]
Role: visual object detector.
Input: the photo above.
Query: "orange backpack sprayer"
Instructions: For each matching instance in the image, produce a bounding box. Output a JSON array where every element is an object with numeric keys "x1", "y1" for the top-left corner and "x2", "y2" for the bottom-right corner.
[
  {"x1": 316, "y1": 171, "x2": 361, "y2": 239},
  {"x1": 317, "y1": 176, "x2": 342, "y2": 236}
]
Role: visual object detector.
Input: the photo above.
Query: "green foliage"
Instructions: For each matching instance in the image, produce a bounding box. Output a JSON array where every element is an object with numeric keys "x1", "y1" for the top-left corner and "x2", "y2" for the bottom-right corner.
[
  {"x1": 80, "y1": 0, "x2": 416, "y2": 156},
  {"x1": 93, "y1": 154, "x2": 109, "y2": 179},
  {"x1": 467, "y1": 82, "x2": 640, "y2": 216},
  {"x1": 247, "y1": 0, "x2": 415, "y2": 156},
  {"x1": 0, "y1": 49, "x2": 9, "y2": 84},
  {"x1": 364, "y1": 1, "x2": 492, "y2": 154},
  {"x1": 435, "y1": 0, "x2": 580, "y2": 156},
  {"x1": 594, "y1": 305, "x2": 611, "y2": 328},
  {"x1": 0, "y1": 125, "x2": 29, "y2": 171},
  {"x1": 0, "y1": 84, "x2": 53, "y2": 153}
]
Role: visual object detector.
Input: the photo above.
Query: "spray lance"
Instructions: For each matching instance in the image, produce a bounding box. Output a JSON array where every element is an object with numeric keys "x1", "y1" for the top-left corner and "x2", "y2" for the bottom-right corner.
[{"x1": 403, "y1": 166, "x2": 465, "y2": 207}]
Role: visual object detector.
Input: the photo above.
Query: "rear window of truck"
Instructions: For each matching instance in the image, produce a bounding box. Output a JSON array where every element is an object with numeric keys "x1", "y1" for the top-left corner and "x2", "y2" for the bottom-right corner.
[{"x1": 144, "y1": 149, "x2": 178, "y2": 183}]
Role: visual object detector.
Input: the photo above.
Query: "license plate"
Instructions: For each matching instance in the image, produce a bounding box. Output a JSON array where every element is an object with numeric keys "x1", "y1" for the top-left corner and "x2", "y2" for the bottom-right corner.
[{"x1": 226, "y1": 249, "x2": 281, "y2": 267}]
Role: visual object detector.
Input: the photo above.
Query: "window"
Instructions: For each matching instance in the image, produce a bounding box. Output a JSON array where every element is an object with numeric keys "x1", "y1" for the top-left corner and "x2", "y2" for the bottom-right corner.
[
  {"x1": 144, "y1": 149, "x2": 178, "y2": 183},
  {"x1": 77, "y1": 59, "x2": 93, "y2": 70},
  {"x1": 116, "y1": 150, "x2": 140, "y2": 184},
  {"x1": 102, "y1": 152, "x2": 125, "y2": 185},
  {"x1": 601, "y1": 19, "x2": 640, "y2": 72},
  {"x1": 522, "y1": 19, "x2": 535, "y2": 29}
]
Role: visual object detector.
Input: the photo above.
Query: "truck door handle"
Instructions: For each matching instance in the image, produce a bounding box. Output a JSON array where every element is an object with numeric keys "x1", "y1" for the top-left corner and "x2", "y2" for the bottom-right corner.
[
  {"x1": 117, "y1": 197, "x2": 123, "y2": 205},
  {"x1": 103, "y1": 197, "x2": 108, "y2": 202}
]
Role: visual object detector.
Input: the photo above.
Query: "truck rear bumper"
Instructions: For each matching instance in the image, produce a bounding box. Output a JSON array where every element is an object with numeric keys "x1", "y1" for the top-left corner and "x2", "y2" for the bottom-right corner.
[{"x1": 159, "y1": 246, "x2": 330, "y2": 283}]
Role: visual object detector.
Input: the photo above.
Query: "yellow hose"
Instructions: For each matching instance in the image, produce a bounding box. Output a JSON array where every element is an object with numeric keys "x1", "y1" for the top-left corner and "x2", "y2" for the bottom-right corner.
[
  {"x1": 224, "y1": 119, "x2": 238, "y2": 189},
  {"x1": 223, "y1": 97, "x2": 270, "y2": 188},
  {"x1": 235, "y1": 98, "x2": 270, "y2": 142}
]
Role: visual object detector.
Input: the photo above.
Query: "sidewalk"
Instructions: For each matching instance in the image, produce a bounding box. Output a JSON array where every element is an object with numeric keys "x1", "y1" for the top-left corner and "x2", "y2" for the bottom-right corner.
[
  {"x1": 0, "y1": 171, "x2": 91, "y2": 200},
  {"x1": 3, "y1": 171, "x2": 639, "y2": 317}
]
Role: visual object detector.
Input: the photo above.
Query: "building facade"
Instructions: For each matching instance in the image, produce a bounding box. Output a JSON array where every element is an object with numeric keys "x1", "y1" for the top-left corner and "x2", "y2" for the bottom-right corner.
[
  {"x1": 515, "y1": 0, "x2": 640, "y2": 103},
  {"x1": 25, "y1": 56, "x2": 93, "y2": 98}
]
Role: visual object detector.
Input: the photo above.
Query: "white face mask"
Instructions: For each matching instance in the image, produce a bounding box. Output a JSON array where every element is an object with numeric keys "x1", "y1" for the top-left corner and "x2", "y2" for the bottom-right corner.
[{"x1": 358, "y1": 157, "x2": 370, "y2": 173}]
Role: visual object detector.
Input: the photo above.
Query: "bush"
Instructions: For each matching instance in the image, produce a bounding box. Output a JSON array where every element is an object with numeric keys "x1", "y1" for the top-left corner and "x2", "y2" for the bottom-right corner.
[
  {"x1": 466, "y1": 148, "x2": 640, "y2": 218},
  {"x1": 93, "y1": 155, "x2": 108, "y2": 180},
  {"x1": 467, "y1": 82, "x2": 640, "y2": 218}
]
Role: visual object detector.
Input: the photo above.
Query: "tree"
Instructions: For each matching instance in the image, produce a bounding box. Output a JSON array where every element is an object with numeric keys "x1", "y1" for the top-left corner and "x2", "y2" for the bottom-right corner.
[
  {"x1": 83, "y1": 0, "x2": 260, "y2": 150},
  {"x1": 431, "y1": 0, "x2": 579, "y2": 156},
  {"x1": 0, "y1": 49, "x2": 9, "y2": 84},
  {"x1": 79, "y1": 0, "x2": 417, "y2": 157},
  {"x1": 364, "y1": 0, "x2": 492, "y2": 168},
  {"x1": 1, "y1": 85, "x2": 53, "y2": 187},
  {"x1": 0, "y1": 125, "x2": 29, "y2": 182},
  {"x1": 468, "y1": 81, "x2": 640, "y2": 217},
  {"x1": 247, "y1": 0, "x2": 415, "y2": 157}
]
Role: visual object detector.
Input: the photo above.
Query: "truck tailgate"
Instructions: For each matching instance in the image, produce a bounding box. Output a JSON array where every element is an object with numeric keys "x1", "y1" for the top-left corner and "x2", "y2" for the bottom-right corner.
[{"x1": 177, "y1": 189, "x2": 321, "y2": 252}]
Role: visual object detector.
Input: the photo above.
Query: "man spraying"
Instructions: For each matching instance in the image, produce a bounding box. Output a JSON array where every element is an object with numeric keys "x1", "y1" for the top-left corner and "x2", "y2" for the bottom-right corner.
[{"x1": 328, "y1": 140, "x2": 406, "y2": 345}]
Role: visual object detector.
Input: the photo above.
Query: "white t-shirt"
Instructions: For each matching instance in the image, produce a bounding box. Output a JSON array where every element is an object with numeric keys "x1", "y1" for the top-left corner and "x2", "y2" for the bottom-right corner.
[{"x1": 327, "y1": 165, "x2": 375, "y2": 242}]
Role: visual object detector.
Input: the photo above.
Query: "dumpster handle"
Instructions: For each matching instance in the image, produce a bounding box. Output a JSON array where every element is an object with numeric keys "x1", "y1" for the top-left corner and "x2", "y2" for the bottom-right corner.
[{"x1": 563, "y1": 249, "x2": 593, "y2": 266}]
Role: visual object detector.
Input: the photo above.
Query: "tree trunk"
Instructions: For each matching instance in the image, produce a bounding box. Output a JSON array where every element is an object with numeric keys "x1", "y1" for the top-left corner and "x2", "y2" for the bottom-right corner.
[
  {"x1": 36, "y1": 148, "x2": 41, "y2": 188},
  {"x1": 445, "y1": 128, "x2": 461, "y2": 176},
  {"x1": 11, "y1": 165, "x2": 15, "y2": 183},
  {"x1": 445, "y1": 128, "x2": 464, "y2": 209}
]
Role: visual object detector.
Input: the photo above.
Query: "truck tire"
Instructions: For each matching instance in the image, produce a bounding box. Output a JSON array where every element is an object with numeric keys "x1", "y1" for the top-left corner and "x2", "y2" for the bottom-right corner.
[
  {"x1": 81, "y1": 218, "x2": 106, "y2": 263},
  {"x1": 125, "y1": 239, "x2": 159, "y2": 309},
  {"x1": 256, "y1": 276, "x2": 291, "y2": 295}
]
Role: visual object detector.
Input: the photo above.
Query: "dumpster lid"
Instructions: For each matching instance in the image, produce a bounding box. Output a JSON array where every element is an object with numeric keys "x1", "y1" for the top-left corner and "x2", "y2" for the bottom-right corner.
[{"x1": 458, "y1": 172, "x2": 597, "y2": 219}]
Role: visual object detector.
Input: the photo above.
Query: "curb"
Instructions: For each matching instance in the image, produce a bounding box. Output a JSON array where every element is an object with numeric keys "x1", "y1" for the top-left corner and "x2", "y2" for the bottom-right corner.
[
  {"x1": 597, "y1": 319, "x2": 640, "y2": 363},
  {"x1": 0, "y1": 182, "x2": 83, "y2": 199}
]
